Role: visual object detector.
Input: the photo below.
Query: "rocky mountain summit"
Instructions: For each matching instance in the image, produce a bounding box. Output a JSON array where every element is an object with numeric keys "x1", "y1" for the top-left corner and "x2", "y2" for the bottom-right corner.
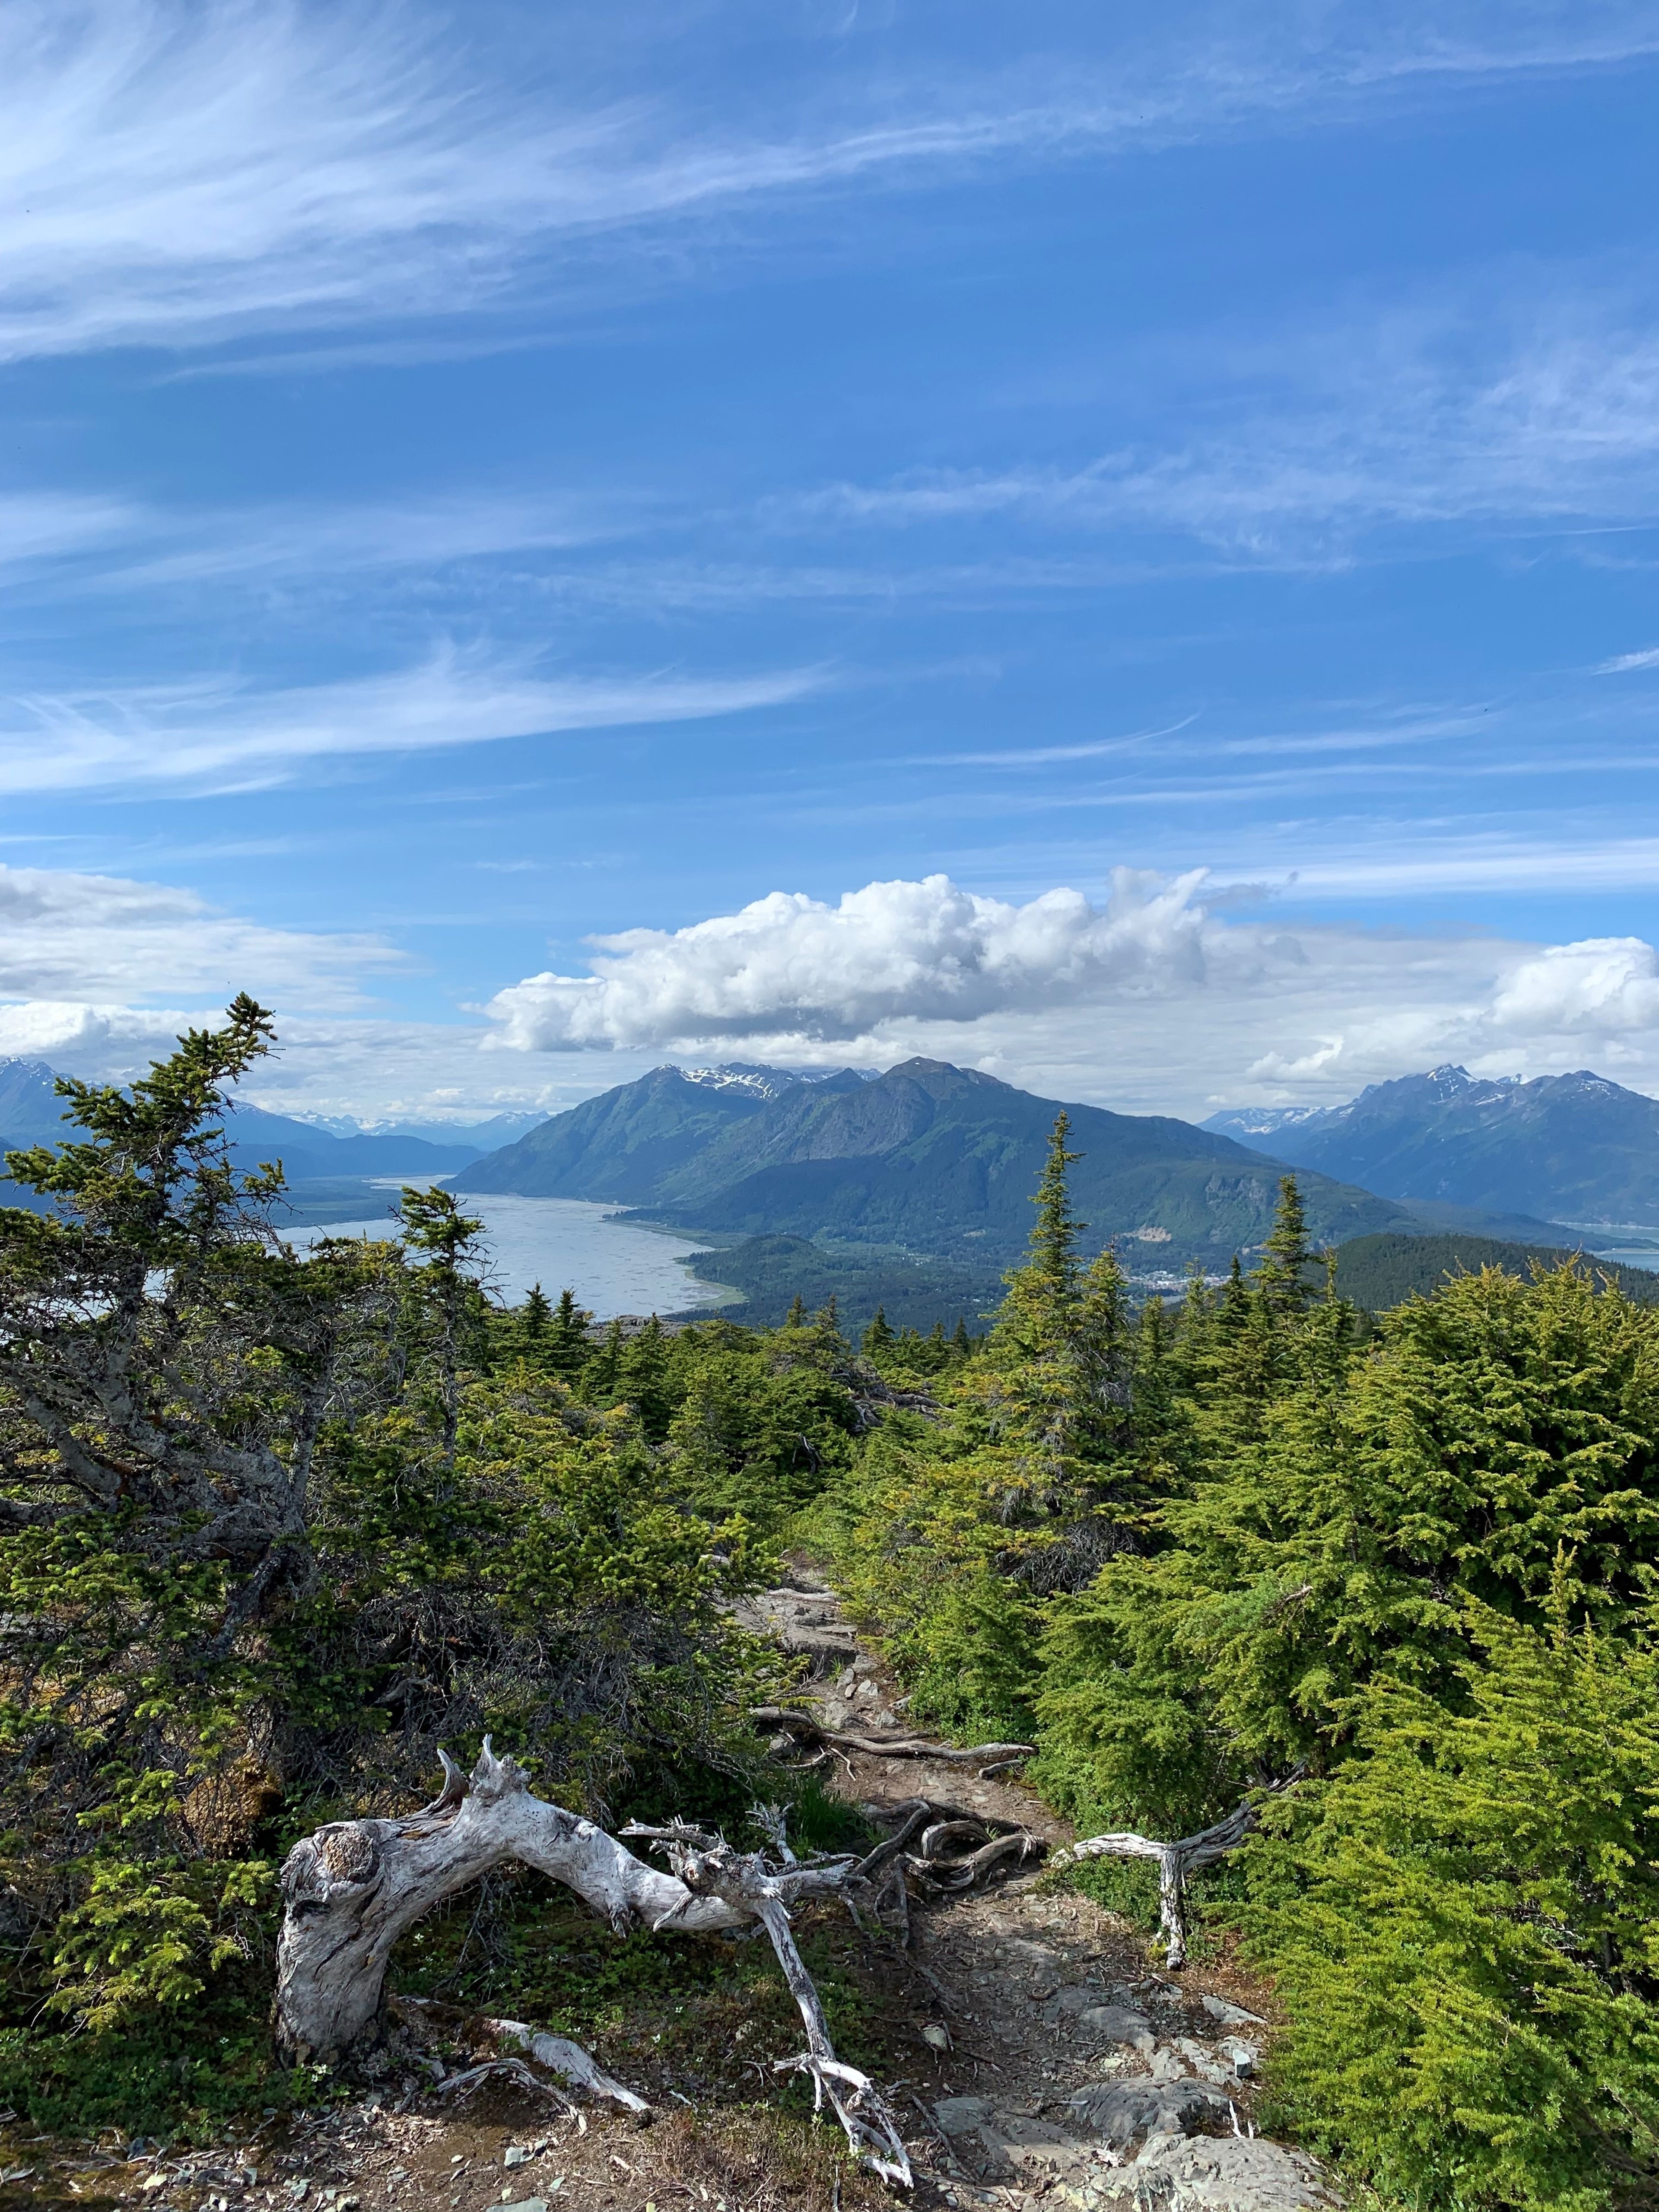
[{"x1": 1207, "y1": 1062, "x2": 1659, "y2": 1224}]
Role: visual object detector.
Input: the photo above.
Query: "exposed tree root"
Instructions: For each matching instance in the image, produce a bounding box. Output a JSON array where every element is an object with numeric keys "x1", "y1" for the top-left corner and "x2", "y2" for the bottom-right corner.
[
  {"x1": 751, "y1": 1706, "x2": 1035, "y2": 1776},
  {"x1": 393, "y1": 1996, "x2": 653, "y2": 2119}
]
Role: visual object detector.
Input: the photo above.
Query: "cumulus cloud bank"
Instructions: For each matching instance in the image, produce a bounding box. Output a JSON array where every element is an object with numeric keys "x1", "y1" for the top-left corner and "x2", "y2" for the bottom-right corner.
[
  {"x1": 484, "y1": 868, "x2": 1659, "y2": 1111},
  {"x1": 485, "y1": 870, "x2": 1220, "y2": 1051},
  {"x1": 13, "y1": 859, "x2": 1659, "y2": 1126}
]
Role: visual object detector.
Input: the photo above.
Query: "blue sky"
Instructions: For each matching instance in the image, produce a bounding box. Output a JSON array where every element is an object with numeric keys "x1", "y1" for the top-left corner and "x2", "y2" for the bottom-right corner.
[{"x1": 6, "y1": 0, "x2": 1659, "y2": 1122}]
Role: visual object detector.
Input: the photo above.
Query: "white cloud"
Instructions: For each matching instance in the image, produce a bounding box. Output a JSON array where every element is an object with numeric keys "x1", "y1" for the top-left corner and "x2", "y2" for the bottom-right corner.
[
  {"x1": 1490, "y1": 938, "x2": 1659, "y2": 1035},
  {"x1": 0, "y1": 860, "x2": 393, "y2": 1008},
  {"x1": 0, "y1": 490, "x2": 139, "y2": 569},
  {"x1": 15, "y1": 858, "x2": 1659, "y2": 1132},
  {"x1": 0, "y1": 645, "x2": 816, "y2": 793},
  {"x1": 2, "y1": 2, "x2": 1654, "y2": 361},
  {"x1": 1598, "y1": 646, "x2": 1659, "y2": 673},
  {"x1": 481, "y1": 868, "x2": 1659, "y2": 1116},
  {"x1": 80, "y1": 492, "x2": 627, "y2": 593},
  {"x1": 484, "y1": 869, "x2": 1216, "y2": 1051}
]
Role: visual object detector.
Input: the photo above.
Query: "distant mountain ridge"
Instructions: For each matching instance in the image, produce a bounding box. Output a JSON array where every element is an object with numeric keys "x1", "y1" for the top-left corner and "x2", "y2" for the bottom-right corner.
[
  {"x1": 0, "y1": 1058, "x2": 487, "y2": 1208},
  {"x1": 456, "y1": 1055, "x2": 1554, "y2": 1269},
  {"x1": 1205, "y1": 1065, "x2": 1659, "y2": 1225}
]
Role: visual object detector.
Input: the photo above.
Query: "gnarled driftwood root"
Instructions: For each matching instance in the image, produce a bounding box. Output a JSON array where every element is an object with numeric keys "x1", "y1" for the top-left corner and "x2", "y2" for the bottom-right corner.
[{"x1": 276, "y1": 1744, "x2": 914, "y2": 2187}]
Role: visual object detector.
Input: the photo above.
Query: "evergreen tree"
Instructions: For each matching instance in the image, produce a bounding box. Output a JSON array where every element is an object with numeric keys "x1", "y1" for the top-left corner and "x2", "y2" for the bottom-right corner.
[
  {"x1": 398, "y1": 1185, "x2": 489, "y2": 1465},
  {"x1": 784, "y1": 1293, "x2": 806, "y2": 1330},
  {"x1": 618, "y1": 1315, "x2": 675, "y2": 1440},
  {"x1": 1024, "y1": 1110, "x2": 1084, "y2": 1313},
  {"x1": 1243, "y1": 1587, "x2": 1659, "y2": 2208},
  {"x1": 546, "y1": 1286, "x2": 593, "y2": 1374},
  {"x1": 971, "y1": 1112, "x2": 1133, "y2": 1502},
  {"x1": 523, "y1": 1282, "x2": 552, "y2": 1338},
  {"x1": 862, "y1": 1305, "x2": 896, "y2": 1358},
  {"x1": 1257, "y1": 1173, "x2": 1315, "y2": 1316},
  {"x1": 585, "y1": 1316, "x2": 625, "y2": 1397}
]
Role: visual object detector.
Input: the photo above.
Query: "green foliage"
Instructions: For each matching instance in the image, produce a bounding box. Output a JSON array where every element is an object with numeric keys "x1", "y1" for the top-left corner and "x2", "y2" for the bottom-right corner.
[
  {"x1": 1036, "y1": 1255, "x2": 1659, "y2": 1833},
  {"x1": 1241, "y1": 1591, "x2": 1659, "y2": 2209},
  {"x1": 12, "y1": 1010, "x2": 1659, "y2": 2201},
  {"x1": 820, "y1": 1112, "x2": 1161, "y2": 1722},
  {"x1": 826, "y1": 1154, "x2": 1659, "y2": 2206},
  {"x1": 0, "y1": 1007, "x2": 866, "y2": 2132},
  {"x1": 682, "y1": 1231, "x2": 999, "y2": 1336},
  {"x1": 1333, "y1": 1231, "x2": 1659, "y2": 1313}
]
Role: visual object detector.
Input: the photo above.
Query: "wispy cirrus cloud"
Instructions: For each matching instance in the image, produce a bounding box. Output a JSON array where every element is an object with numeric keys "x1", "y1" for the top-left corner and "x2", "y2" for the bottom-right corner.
[
  {"x1": 0, "y1": 645, "x2": 818, "y2": 794},
  {"x1": 783, "y1": 299, "x2": 1659, "y2": 560},
  {"x1": 0, "y1": 489, "x2": 141, "y2": 569},
  {"x1": 92, "y1": 493, "x2": 632, "y2": 592},
  {"x1": 3, "y1": 1, "x2": 1657, "y2": 362}
]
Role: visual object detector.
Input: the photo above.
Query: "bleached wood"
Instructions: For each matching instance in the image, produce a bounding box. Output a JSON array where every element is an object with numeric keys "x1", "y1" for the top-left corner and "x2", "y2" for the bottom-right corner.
[
  {"x1": 276, "y1": 1744, "x2": 915, "y2": 2187},
  {"x1": 276, "y1": 1739, "x2": 752, "y2": 2061},
  {"x1": 1052, "y1": 1801, "x2": 1259, "y2": 1969},
  {"x1": 623, "y1": 1819, "x2": 913, "y2": 2188}
]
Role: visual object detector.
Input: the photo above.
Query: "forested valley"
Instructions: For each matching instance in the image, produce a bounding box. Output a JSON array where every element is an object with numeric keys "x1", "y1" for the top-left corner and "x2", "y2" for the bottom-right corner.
[{"x1": 2, "y1": 1004, "x2": 1656, "y2": 2212}]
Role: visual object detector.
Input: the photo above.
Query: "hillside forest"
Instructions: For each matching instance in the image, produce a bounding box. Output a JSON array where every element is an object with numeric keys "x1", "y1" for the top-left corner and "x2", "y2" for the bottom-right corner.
[{"x1": 2, "y1": 1004, "x2": 1656, "y2": 2212}]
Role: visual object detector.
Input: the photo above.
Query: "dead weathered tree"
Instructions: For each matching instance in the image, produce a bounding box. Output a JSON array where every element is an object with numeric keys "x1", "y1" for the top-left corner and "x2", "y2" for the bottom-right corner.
[
  {"x1": 276, "y1": 1740, "x2": 914, "y2": 2187},
  {"x1": 1051, "y1": 1783, "x2": 1298, "y2": 1968}
]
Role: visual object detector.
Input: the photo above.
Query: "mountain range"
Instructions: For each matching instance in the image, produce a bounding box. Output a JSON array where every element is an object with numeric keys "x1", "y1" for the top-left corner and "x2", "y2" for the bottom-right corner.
[
  {"x1": 0, "y1": 1059, "x2": 489, "y2": 1219},
  {"x1": 454, "y1": 1055, "x2": 1560, "y2": 1271},
  {"x1": 1205, "y1": 1065, "x2": 1659, "y2": 1227}
]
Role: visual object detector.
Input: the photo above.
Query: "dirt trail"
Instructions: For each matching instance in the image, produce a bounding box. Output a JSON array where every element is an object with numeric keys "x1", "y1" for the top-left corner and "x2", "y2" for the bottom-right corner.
[
  {"x1": 747, "y1": 1570, "x2": 1338, "y2": 2212},
  {"x1": 0, "y1": 1577, "x2": 1338, "y2": 2212}
]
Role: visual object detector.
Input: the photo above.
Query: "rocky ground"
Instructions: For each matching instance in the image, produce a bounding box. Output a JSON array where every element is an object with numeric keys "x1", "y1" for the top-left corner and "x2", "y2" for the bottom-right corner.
[
  {"x1": 742, "y1": 1573, "x2": 1335, "y2": 2212},
  {"x1": 0, "y1": 1572, "x2": 1337, "y2": 2212}
]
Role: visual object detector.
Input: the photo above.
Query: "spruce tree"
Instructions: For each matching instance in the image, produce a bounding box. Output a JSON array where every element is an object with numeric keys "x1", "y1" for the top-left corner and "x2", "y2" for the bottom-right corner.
[
  {"x1": 972, "y1": 1112, "x2": 1132, "y2": 1501},
  {"x1": 862, "y1": 1305, "x2": 896, "y2": 1358},
  {"x1": 1256, "y1": 1173, "x2": 1314, "y2": 1316},
  {"x1": 398, "y1": 1185, "x2": 489, "y2": 1465},
  {"x1": 619, "y1": 1315, "x2": 674, "y2": 1440},
  {"x1": 546, "y1": 1285, "x2": 593, "y2": 1373}
]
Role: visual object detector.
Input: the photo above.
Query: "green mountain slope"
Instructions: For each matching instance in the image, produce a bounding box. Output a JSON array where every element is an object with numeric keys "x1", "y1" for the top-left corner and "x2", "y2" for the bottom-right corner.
[
  {"x1": 459, "y1": 1055, "x2": 1480, "y2": 1270},
  {"x1": 1335, "y1": 1230, "x2": 1659, "y2": 1310},
  {"x1": 1206, "y1": 1064, "x2": 1659, "y2": 1224},
  {"x1": 454, "y1": 1064, "x2": 865, "y2": 1202},
  {"x1": 678, "y1": 1235, "x2": 1002, "y2": 1334}
]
